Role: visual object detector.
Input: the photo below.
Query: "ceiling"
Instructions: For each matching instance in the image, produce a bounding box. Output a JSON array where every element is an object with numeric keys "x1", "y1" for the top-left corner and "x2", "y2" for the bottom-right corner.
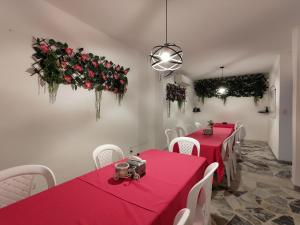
[{"x1": 46, "y1": 0, "x2": 300, "y2": 80}]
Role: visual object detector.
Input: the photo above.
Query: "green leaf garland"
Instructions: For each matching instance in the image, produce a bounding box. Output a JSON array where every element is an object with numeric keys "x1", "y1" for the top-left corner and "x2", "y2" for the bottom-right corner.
[
  {"x1": 194, "y1": 74, "x2": 268, "y2": 104},
  {"x1": 29, "y1": 37, "x2": 130, "y2": 120}
]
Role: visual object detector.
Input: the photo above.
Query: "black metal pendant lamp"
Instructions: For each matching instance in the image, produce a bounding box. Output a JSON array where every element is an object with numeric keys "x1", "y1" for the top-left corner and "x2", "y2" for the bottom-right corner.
[
  {"x1": 150, "y1": 0, "x2": 183, "y2": 71},
  {"x1": 216, "y1": 66, "x2": 229, "y2": 96}
]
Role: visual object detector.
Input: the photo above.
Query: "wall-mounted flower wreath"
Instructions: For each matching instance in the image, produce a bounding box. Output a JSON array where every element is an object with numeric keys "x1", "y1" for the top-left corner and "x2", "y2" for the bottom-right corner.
[
  {"x1": 166, "y1": 83, "x2": 186, "y2": 117},
  {"x1": 28, "y1": 38, "x2": 130, "y2": 120}
]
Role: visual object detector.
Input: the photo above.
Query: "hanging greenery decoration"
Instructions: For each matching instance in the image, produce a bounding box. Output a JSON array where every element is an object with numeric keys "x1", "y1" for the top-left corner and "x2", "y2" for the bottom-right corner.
[
  {"x1": 166, "y1": 83, "x2": 186, "y2": 117},
  {"x1": 194, "y1": 73, "x2": 268, "y2": 104},
  {"x1": 28, "y1": 37, "x2": 130, "y2": 120}
]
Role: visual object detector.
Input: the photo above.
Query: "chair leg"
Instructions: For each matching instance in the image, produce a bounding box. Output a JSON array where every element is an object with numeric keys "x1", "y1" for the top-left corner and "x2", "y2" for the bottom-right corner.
[
  {"x1": 236, "y1": 142, "x2": 242, "y2": 159},
  {"x1": 232, "y1": 153, "x2": 237, "y2": 174},
  {"x1": 225, "y1": 163, "x2": 231, "y2": 187},
  {"x1": 230, "y1": 159, "x2": 235, "y2": 180}
]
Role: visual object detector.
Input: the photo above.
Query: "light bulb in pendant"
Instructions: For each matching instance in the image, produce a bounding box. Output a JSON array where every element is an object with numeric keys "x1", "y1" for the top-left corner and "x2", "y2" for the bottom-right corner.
[
  {"x1": 160, "y1": 51, "x2": 171, "y2": 63},
  {"x1": 216, "y1": 86, "x2": 228, "y2": 95}
]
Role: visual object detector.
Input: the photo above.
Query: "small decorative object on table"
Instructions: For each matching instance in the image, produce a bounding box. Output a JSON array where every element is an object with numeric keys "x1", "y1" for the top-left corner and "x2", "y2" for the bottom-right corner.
[
  {"x1": 203, "y1": 120, "x2": 214, "y2": 135},
  {"x1": 113, "y1": 154, "x2": 146, "y2": 181},
  {"x1": 114, "y1": 162, "x2": 130, "y2": 179}
]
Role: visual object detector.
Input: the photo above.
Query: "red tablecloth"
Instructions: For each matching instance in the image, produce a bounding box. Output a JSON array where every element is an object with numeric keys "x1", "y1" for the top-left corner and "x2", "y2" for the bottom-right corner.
[
  {"x1": 213, "y1": 123, "x2": 235, "y2": 129},
  {"x1": 0, "y1": 150, "x2": 207, "y2": 225},
  {"x1": 186, "y1": 127, "x2": 234, "y2": 183}
]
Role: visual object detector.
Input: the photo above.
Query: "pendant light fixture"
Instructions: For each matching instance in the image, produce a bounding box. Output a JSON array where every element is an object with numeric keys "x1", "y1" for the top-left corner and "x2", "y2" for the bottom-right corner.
[
  {"x1": 216, "y1": 66, "x2": 228, "y2": 96},
  {"x1": 150, "y1": 0, "x2": 183, "y2": 71}
]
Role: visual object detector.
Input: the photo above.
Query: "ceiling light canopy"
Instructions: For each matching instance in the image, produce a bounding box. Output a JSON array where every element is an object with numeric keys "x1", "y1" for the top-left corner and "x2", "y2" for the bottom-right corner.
[{"x1": 150, "y1": 0, "x2": 183, "y2": 72}]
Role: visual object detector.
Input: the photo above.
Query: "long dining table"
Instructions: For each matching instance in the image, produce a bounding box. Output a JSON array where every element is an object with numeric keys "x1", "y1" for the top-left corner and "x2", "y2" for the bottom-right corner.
[
  {"x1": 185, "y1": 127, "x2": 234, "y2": 183},
  {"x1": 213, "y1": 123, "x2": 235, "y2": 129},
  {"x1": 0, "y1": 149, "x2": 207, "y2": 225}
]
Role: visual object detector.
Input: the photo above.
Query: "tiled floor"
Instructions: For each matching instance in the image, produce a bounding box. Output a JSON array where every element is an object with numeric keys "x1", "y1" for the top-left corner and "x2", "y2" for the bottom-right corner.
[{"x1": 211, "y1": 141, "x2": 300, "y2": 225}]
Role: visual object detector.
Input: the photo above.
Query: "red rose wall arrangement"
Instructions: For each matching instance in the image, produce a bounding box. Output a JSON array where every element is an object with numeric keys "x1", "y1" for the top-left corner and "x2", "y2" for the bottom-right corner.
[{"x1": 28, "y1": 37, "x2": 130, "y2": 120}]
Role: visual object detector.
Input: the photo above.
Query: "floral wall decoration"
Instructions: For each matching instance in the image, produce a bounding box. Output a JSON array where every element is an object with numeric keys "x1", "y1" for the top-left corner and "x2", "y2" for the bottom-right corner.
[
  {"x1": 166, "y1": 83, "x2": 186, "y2": 117},
  {"x1": 28, "y1": 37, "x2": 130, "y2": 120},
  {"x1": 194, "y1": 73, "x2": 268, "y2": 104}
]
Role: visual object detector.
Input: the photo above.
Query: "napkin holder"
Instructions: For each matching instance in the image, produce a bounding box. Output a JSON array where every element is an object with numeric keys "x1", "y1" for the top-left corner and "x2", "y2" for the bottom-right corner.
[
  {"x1": 113, "y1": 156, "x2": 146, "y2": 181},
  {"x1": 127, "y1": 156, "x2": 146, "y2": 177}
]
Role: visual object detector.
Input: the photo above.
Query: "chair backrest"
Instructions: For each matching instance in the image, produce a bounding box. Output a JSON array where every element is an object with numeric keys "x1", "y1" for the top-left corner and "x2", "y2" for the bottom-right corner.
[
  {"x1": 234, "y1": 121, "x2": 241, "y2": 130},
  {"x1": 194, "y1": 122, "x2": 202, "y2": 129},
  {"x1": 175, "y1": 126, "x2": 186, "y2": 137},
  {"x1": 93, "y1": 144, "x2": 124, "y2": 169},
  {"x1": 169, "y1": 137, "x2": 200, "y2": 156},
  {"x1": 234, "y1": 127, "x2": 241, "y2": 143},
  {"x1": 174, "y1": 208, "x2": 190, "y2": 225},
  {"x1": 165, "y1": 128, "x2": 178, "y2": 147},
  {"x1": 228, "y1": 130, "x2": 236, "y2": 150},
  {"x1": 222, "y1": 132, "x2": 234, "y2": 160},
  {"x1": 186, "y1": 162, "x2": 219, "y2": 225},
  {"x1": 0, "y1": 165, "x2": 56, "y2": 208},
  {"x1": 222, "y1": 137, "x2": 229, "y2": 160}
]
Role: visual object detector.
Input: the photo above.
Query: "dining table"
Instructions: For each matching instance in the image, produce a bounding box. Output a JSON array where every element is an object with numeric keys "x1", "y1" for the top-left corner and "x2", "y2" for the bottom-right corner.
[
  {"x1": 185, "y1": 127, "x2": 234, "y2": 183},
  {"x1": 0, "y1": 149, "x2": 208, "y2": 225},
  {"x1": 213, "y1": 122, "x2": 235, "y2": 129}
]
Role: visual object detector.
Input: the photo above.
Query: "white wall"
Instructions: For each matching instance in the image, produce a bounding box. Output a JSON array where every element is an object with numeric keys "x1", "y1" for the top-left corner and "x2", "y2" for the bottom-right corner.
[
  {"x1": 292, "y1": 27, "x2": 300, "y2": 186},
  {"x1": 158, "y1": 71, "x2": 271, "y2": 144},
  {"x1": 0, "y1": 0, "x2": 156, "y2": 183},
  {"x1": 278, "y1": 52, "x2": 293, "y2": 161},
  {"x1": 268, "y1": 53, "x2": 293, "y2": 162},
  {"x1": 157, "y1": 71, "x2": 272, "y2": 144},
  {"x1": 193, "y1": 95, "x2": 270, "y2": 141},
  {"x1": 268, "y1": 56, "x2": 280, "y2": 158},
  {"x1": 157, "y1": 73, "x2": 195, "y2": 148}
]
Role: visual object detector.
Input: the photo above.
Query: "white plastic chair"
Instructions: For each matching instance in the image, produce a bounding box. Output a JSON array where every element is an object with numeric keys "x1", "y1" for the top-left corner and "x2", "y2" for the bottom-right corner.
[
  {"x1": 231, "y1": 130, "x2": 238, "y2": 175},
  {"x1": 0, "y1": 165, "x2": 56, "y2": 208},
  {"x1": 234, "y1": 127, "x2": 241, "y2": 152},
  {"x1": 176, "y1": 126, "x2": 187, "y2": 137},
  {"x1": 194, "y1": 122, "x2": 202, "y2": 129},
  {"x1": 93, "y1": 144, "x2": 124, "y2": 169},
  {"x1": 233, "y1": 126, "x2": 242, "y2": 159},
  {"x1": 186, "y1": 162, "x2": 219, "y2": 225},
  {"x1": 174, "y1": 208, "x2": 190, "y2": 225},
  {"x1": 233, "y1": 124, "x2": 245, "y2": 162},
  {"x1": 165, "y1": 128, "x2": 178, "y2": 147},
  {"x1": 234, "y1": 121, "x2": 241, "y2": 130},
  {"x1": 222, "y1": 134, "x2": 235, "y2": 187},
  {"x1": 169, "y1": 137, "x2": 200, "y2": 157},
  {"x1": 186, "y1": 124, "x2": 196, "y2": 134}
]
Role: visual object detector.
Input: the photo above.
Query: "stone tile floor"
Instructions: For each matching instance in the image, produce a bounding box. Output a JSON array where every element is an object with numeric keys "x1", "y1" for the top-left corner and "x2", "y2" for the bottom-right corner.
[{"x1": 211, "y1": 140, "x2": 300, "y2": 225}]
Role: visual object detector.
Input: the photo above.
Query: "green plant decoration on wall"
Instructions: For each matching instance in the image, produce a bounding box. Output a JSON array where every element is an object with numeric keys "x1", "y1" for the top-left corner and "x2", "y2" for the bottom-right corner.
[
  {"x1": 166, "y1": 83, "x2": 186, "y2": 117},
  {"x1": 194, "y1": 74, "x2": 268, "y2": 104},
  {"x1": 28, "y1": 37, "x2": 130, "y2": 120}
]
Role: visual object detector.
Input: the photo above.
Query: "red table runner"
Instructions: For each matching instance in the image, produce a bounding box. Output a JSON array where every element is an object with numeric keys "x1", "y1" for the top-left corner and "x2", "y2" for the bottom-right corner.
[
  {"x1": 213, "y1": 123, "x2": 235, "y2": 129},
  {"x1": 186, "y1": 127, "x2": 234, "y2": 183},
  {"x1": 0, "y1": 150, "x2": 207, "y2": 225}
]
